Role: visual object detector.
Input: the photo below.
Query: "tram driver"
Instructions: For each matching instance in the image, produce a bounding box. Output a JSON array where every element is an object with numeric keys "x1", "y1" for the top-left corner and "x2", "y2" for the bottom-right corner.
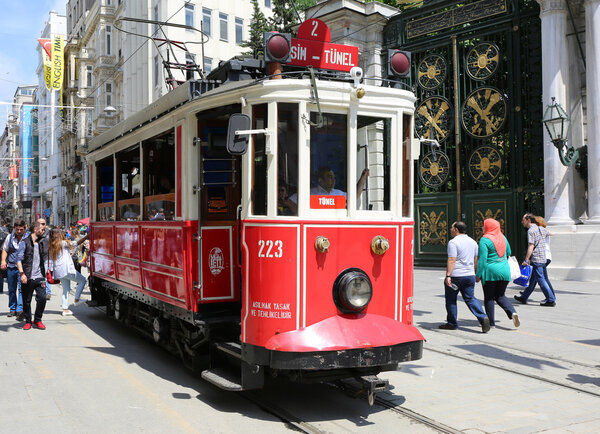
[{"x1": 288, "y1": 166, "x2": 369, "y2": 206}]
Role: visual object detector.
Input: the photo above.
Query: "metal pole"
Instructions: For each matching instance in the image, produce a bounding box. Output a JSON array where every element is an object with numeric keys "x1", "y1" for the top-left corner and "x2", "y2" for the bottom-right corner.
[{"x1": 452, "y1": 36, "x2": 461, "y2": 219}]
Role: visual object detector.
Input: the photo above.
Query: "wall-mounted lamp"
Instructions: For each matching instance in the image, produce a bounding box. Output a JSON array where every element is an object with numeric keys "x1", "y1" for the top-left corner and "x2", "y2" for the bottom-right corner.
[
  {"x1": 104, "y1": 105, "x2": 117, "y2": 115},
  {"x1": 542, "y1": 97, "x2": 587, "y2": 174}
]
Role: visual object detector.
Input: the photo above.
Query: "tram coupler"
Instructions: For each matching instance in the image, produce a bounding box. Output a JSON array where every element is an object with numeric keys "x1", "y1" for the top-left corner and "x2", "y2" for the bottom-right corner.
[{"x1": 357, "y1": 375, "x2": 389, "y2": 406}]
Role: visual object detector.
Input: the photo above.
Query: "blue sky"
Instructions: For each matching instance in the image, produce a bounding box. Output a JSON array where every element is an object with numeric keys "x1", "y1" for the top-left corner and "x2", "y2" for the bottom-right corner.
[{"x1": 0, "y1": 1, "x2": 65, "y2": 121}]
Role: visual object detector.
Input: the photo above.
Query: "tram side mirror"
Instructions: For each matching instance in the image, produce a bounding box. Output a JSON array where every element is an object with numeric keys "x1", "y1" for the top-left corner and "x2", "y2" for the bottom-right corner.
[{"x1": 226, "y1": 113, "x2": 250, "y2": 155}]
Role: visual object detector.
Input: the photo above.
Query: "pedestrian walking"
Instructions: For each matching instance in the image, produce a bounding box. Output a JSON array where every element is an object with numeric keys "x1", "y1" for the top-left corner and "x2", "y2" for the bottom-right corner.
[
  {"x1": 36, "y1": 218, "x2": 52, "y2": 301},
  {"x1": 476, "y1": 218, "x2": 520, "y2": 328},
  {"x1": 1, "y1": 219, "x2": 28, "y2": 320},
  {"x1": 17, "y1": 221, "x2": 48, "y2": 330},
  {"x1": 515, "y1": 213, "x2": 556, "y2": 306},
  {"x1": 48, "y1": 227, "x2": 89, "y2": 316},
  {"x1": 0, "y1": 221, "x2": 9, "y2": 293},
  {"x1": 439, "y1": 221, "x2": 490, "y2": 333},
  {"x1": 516, "y1": 215, "x2": 555, "y2": 304}
]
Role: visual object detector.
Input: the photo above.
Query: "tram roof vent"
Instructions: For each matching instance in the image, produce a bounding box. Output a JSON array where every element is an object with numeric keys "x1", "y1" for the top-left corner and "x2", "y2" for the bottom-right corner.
[
  {"x1": 188, "y1": 80, "x2": 223, "y2": 101},
  {"x1": 205, "y1": 57, "x2": 265, "y2": 85}
]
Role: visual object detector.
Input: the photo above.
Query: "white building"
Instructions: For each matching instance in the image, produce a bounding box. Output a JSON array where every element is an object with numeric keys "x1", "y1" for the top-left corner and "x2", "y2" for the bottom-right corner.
[{"x1": 36, "y1": 11, "x2": 67, "y2": 225}]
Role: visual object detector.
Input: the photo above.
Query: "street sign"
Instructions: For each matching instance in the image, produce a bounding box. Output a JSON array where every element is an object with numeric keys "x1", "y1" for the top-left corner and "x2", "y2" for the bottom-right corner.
[{"x1": 289, "y1": 19, "x2": 358, "y2": 73}]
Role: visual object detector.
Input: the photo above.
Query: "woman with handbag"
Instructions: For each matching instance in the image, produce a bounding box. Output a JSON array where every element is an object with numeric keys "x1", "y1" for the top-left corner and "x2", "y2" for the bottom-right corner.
[
  {"x1": 48, "y1": 228, "x2": 89, "y2": 316},
  {"x1": 476, "y1": 219, "x2": 520, "y2": 328}
]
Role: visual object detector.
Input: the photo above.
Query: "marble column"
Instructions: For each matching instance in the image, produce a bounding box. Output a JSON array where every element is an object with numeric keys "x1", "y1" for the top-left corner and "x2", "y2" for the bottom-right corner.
[
  {"x1": 585, "y1": 0, "x2": 600, "y2": 223},
  {"x1": 538, "y1": 0, "x2": 575, "y2": 224}
]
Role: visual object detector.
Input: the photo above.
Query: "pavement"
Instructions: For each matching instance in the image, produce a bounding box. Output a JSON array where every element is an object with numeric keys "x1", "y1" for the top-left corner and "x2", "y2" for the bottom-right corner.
[
  {"x1": 0, "y1": 268, "x2": 598, "y2": 433},
  {"x1": 380, "y1": 267, "x2": 600, "y2": 433}
]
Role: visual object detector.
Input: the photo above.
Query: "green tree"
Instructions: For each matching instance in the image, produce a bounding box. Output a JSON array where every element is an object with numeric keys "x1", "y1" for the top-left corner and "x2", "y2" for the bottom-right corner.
[
  {"x1": 269, "y1": 0, "x2": 317, "y2": 34},
  {"x1": 241, "y1": 0, "x2": 269, "y2": 58}
]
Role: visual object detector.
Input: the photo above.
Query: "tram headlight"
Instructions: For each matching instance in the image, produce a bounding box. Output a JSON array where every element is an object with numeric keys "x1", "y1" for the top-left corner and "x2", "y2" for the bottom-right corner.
[{"x1": 333, "y1": 268, "x2": 373, "y2": 313}]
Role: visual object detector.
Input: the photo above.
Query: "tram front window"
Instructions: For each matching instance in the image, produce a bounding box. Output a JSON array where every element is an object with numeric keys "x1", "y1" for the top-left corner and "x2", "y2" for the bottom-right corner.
[
  {"x1": 309, "y1": 113, "x2": 348, "y2": 209},
  {"x1": 356, "y1": 116, "x2": 391, "y2": 211},
  {"x1": 277, "y1": 103, "x2": 298, "y2": 216}
]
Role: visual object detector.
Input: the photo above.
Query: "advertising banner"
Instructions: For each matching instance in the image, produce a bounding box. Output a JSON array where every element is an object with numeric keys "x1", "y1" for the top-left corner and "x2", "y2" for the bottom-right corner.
[
  {"x1": 20, "y1": 105, "x2": 34, "y2": 200},
  {"x1": 51, "y1": 34, "x2": 64, "y2": 91},
  {"x1": 38, "y1": 38, "x2": 53, "y2": 90}
]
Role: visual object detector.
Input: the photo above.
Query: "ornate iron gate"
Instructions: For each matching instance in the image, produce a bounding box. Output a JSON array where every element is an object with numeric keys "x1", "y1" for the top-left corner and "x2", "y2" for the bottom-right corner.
[{"x1": 384, "y1": 0, "x2": 544, "y2": 265}]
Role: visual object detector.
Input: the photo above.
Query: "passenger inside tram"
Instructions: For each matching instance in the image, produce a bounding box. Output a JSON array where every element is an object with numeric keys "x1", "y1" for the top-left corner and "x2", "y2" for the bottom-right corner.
[{"x1": 277, "y1": 183, "x2": 297, "y2": 216}]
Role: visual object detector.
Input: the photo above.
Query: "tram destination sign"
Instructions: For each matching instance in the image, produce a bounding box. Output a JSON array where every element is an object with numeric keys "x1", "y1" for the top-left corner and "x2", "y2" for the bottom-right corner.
[
  {"x1": 289, "y1": 18, "x2": 358, "y2": 72},
  {"x1": 406, "y1": 0, "x2": 507, "y2": 39}
]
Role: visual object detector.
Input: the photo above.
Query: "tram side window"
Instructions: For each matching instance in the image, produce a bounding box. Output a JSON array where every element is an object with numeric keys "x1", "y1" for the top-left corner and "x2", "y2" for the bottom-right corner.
[
  {"x1": 402, "y1": 114, "x2": 412, "y2": 217},
  {"x1": 356, "y1": 116, "x2": 391, "y2": 211},
  {"x1": 143, "y1": 130, "x2": 175, "y2": 220},
  {"x1": 252, "y1": 104, "x2": 268, "y2": 215},
  {"x1": 97, "y1": 157, "x2": 115, "y2": 221},
  {"x1": 277, "y1": 103, "x2": 298, "y2": 216},
  {"x1": 309, "y1": 112, "x2": 348, "y2": 210},
  {"x1": 116, "y1": 145, "x2": 141, "y2": 221}
]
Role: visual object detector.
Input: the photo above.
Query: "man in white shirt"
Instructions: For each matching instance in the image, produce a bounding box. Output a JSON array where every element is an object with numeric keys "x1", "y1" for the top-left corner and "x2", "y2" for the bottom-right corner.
[
  {"x1": 440, "y1": 221, "x2": 490, "y2": 333},
  {"x1": 289, "y1": 166, "x2": 369, "y2": 206}
]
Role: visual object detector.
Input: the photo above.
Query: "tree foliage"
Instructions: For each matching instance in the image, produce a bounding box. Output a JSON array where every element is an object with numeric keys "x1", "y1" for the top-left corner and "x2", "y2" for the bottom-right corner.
[
  {"x1": 269, "y1": 0, "x2": 317, "y2": 34},
  {"x1": 241, "y1": 0, "x2": 269, "y2": 57}
]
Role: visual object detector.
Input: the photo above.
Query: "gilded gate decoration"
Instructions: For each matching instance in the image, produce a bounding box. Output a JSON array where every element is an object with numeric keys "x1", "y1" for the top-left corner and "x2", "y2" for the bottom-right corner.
[{"x1": 386, "y1": 0, "x2": 545, "y2": 265}]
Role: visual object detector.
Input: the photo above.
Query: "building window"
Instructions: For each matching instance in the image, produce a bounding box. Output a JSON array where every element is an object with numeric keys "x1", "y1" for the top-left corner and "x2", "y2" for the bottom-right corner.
[
  {"x1": 105, "y1": 82, "x2": 113, "y2": 107},
  {"x1": 185, "y1": 3, "x2": 194, "y2": 28},
  {"x1": 86, "y1": 65, "x2": 93, "y2": 88},
  {"x1": 153, "y1": 5, "x2": 159, "y2": 35},
  {"x1": 235, "y1": 18, "x2": 243, "y2": 44},
  {"x1": 186, "y1": 52, "x2": 196, "y2": 64},
  {"x1": 265, "y1": 0, "x2": 271, "y2": 7},
  {"x1": 202, "y1": 8, "x2": 211, "y2": 36},
  {"x1": 105, "y1": 25, "x2": 112, "y2": 56},
  {"x1": 204, "y1": 57, "x2": 212, "y2": 73},
  {"x1": 219, "y1": 13, "x2": 228, "y2": 41},
  {"x1": 154, "y1": 55, "x2": 159, "y2": 87}
]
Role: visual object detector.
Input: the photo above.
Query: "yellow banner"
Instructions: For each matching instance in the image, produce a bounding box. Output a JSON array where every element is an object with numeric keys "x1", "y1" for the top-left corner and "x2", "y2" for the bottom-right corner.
[
  {"x1": 51, "y1": 34, "x2": 64, "y2": 90},
  {"x1": 43, "y1": 50, "x2": 52, "y2": 90}
]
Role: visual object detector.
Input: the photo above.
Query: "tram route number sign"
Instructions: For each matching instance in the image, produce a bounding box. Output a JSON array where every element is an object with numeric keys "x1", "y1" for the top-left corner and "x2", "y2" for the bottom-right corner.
[{"x1": 289, "y1": 18, "x2": 358, "y2": 73}]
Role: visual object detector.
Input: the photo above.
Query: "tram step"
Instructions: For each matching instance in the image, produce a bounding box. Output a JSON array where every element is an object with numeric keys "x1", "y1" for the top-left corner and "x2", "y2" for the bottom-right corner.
[
  {"x1": 201, "y1": 368, "x2": 243, "y2": 391},
  {"x1": 215, "y1": 341, "x2": 242, "y2": 360}
]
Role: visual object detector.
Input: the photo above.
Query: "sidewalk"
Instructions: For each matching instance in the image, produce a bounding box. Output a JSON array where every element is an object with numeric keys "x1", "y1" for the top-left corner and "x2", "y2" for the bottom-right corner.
[{"x1": 381, "y1": 267, "x2": 600, "y2": 433}]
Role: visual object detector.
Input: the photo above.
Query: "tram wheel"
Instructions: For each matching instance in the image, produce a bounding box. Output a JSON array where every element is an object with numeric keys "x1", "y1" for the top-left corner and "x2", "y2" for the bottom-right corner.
[
  {"x1": 152, "y1": 317, "x2": 166, "y2": 344},
  {"x1": 114, "y1": 298, "x2": 127, "y2": 321}
]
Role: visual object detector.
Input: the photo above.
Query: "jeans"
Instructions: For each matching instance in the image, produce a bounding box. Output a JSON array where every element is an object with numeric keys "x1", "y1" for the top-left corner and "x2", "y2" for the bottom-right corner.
[
  {"x1": 482, "y1": 280, "x2": 516, "y2": 326},
  {"x1": 7, "y1": 267, "x2": 23, "y2": 313},
  {"x1": 445, "y1": 275, "x2": 487, "y2": 327},
  {"x1": 521, "y1": 262, "x2": 556, "y2": 302},
  {"x1": 60, "y1": 271, "x2": 87, "y2": 309},
  {"x1": 22, "y1": 278, "x2": 46, "y2": 323}
]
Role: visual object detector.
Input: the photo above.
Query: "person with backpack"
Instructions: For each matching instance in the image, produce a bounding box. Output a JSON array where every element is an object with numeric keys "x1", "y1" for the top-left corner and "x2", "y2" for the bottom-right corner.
[{"x1": 1, "y1": 219, "x2": 28, "y2": 320}]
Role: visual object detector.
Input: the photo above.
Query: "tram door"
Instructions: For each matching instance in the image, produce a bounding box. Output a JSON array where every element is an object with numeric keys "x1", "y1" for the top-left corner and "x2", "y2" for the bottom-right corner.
[{"x1": 197, "y1": 107, "x2": 242, "y2": 304}]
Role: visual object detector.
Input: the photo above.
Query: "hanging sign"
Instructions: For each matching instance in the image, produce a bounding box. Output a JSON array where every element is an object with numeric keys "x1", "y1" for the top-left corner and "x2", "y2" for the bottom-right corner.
[
  {"x1": 289, "y1": 19, "x2": 358, "y2": 72},
  {"x1": 51, "y1": 34, "x2": 64, "y2": 90},
  {"x1": 38, "y1": 38, "x2": 53, "y2": 90}
]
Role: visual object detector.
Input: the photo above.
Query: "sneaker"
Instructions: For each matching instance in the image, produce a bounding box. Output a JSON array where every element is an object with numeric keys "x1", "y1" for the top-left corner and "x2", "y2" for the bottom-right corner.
[
  {"x1": 33, "y1": 321, "x2": 46, "y2": 330},
  {"x1": 62, "y1": 310, "x2": 73, "y2": 316},
  {"x1": 23, "y1": 323, "x2": 32, "y2": 330},
  {"x1": 438, "y1": 323, "x2": 457, "y2": 330},
  {"x1": 46, "y1": 294, "x2": 51, "y2": 301},
  {"x1": 514, "y1": 295, "x2": 527, "y2": 304},
  {"x1": 540, "y1": 301, "x2": 556, "y2": 307},
  {"x1": 7, "y1": 311, "x2": 16, "y2": 317},
  {"x1": 73, "y1": 298, "x2": 87, "y2": 307},
  {"x1": 512, "y1": 313, "x2": 520, "y2": 327},
  {"x1": 15, "y1": 311, "x2": 24, "y2": 321},
  {"x1": 481, "y1": 317, "x2": 491, "y2": 333}
]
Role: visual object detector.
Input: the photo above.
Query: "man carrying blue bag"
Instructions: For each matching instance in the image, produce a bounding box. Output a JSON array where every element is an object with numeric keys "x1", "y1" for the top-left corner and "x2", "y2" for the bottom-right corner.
[{"x1": 515, "y1": 213, "x2": 556, "y2": 306}]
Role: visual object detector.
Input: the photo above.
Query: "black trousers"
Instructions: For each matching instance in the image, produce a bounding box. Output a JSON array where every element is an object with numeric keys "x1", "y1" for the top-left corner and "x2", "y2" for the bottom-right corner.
[
  {"x1": 22, "y1": 278, "x2": 47, "y2": 323},
  {"x1": 482, "y1": 280, "x2": 516, "y2": 326}
]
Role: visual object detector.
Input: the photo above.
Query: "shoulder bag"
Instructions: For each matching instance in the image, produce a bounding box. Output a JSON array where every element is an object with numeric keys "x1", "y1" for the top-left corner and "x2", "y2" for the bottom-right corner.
[
  {"x1": 46, "y1": 256, "x2": 60, "y2": 284},
  {"x1": 508, "y1": 256, "x2": 521, "y2": 280}
]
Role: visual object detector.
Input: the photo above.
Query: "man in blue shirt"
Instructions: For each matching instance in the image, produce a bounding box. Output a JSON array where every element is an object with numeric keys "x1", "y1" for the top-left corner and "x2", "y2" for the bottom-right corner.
[{"x1": 1, "y1": 219, "x2": 28, "y2": 320}]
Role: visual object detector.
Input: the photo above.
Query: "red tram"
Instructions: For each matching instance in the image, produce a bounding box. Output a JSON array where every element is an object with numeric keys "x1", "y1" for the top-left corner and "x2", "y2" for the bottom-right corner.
[{"x1": 86, "y1": 45, "x2": 424, "y2": 400}]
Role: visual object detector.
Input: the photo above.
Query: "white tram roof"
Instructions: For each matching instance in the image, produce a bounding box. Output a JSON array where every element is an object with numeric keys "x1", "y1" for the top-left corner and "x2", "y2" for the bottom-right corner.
[{"x1": 87, "y1": 72, "x2": 416, "y2": 156}]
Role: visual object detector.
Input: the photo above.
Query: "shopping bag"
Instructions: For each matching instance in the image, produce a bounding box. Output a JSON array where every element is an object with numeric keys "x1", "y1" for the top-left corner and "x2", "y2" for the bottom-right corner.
[
  {"x1": 513, "y1": 264, "x2": 532, "y2": 287},
  {"x1": 508, "y1": 256, "x2": 521, "y2": 280}
]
